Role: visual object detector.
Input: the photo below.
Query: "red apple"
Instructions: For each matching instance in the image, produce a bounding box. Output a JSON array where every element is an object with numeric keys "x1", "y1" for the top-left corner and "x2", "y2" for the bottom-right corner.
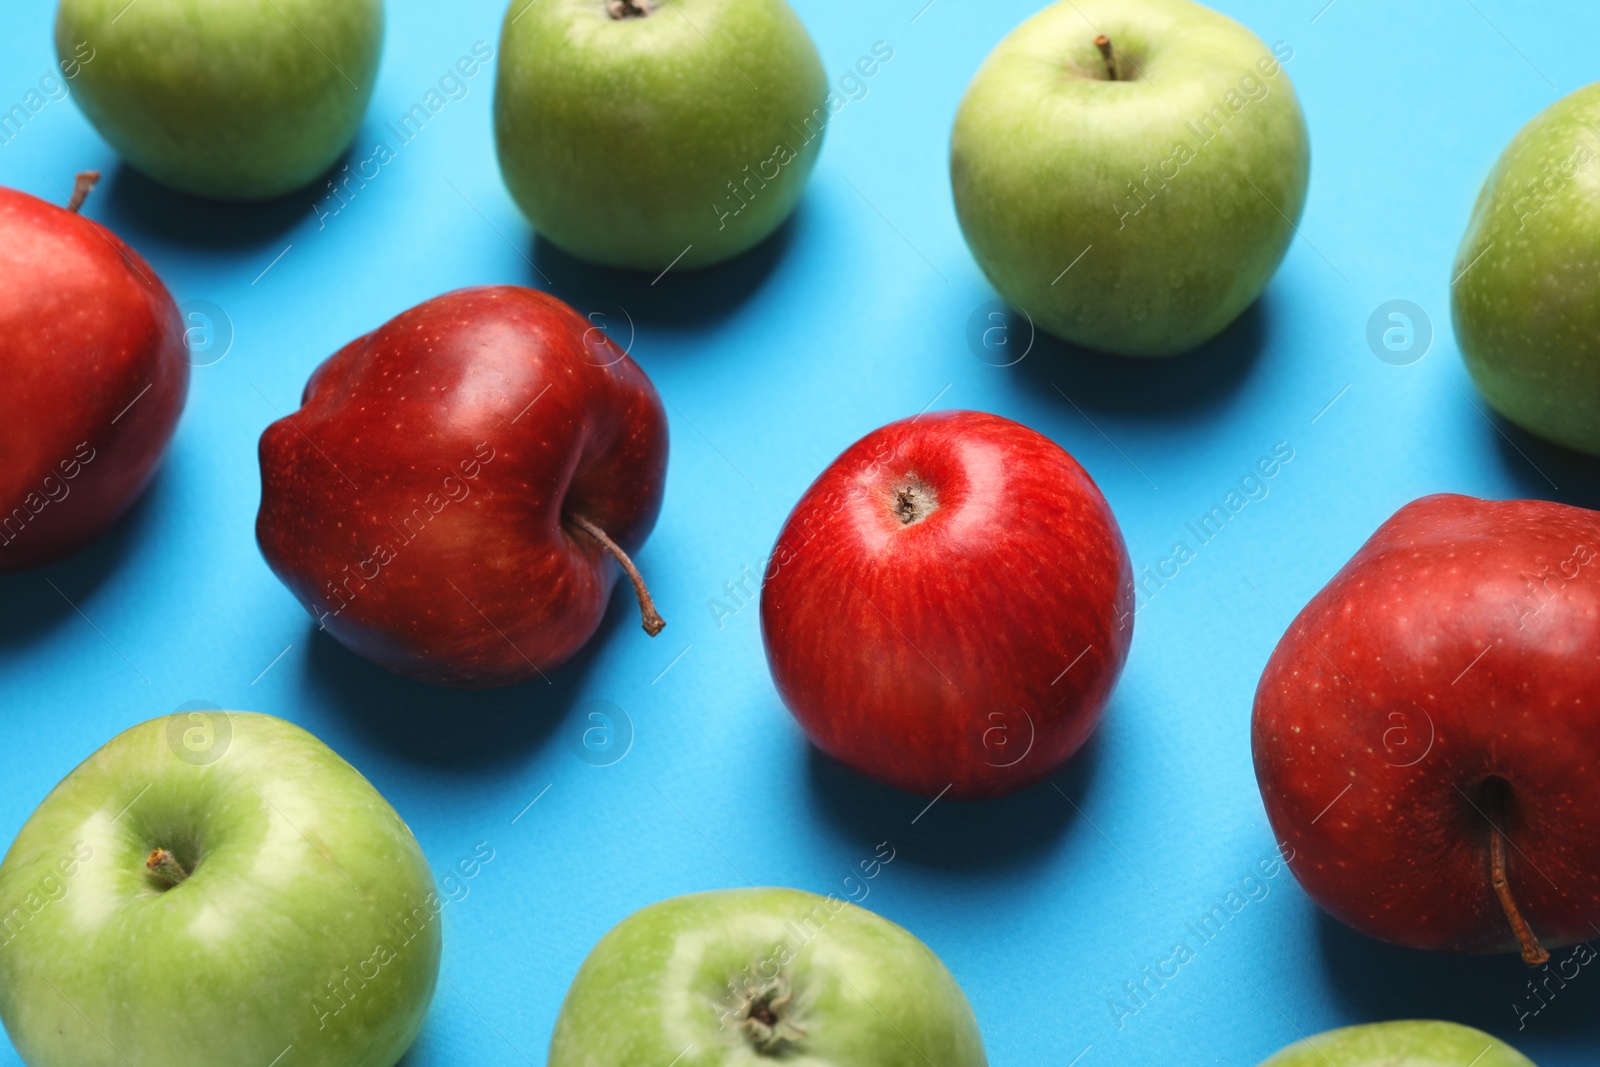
[
  {"x1": 1252, "y1": 493, "x2": 1600, "y2": 964},
  {"x1": 0, "y1": 173, "x2": 187, "y2": 570},
  {"x1": 760, "y1": 410, "x2": 1133, "y2": 799},
  {"x1": 256, "y1": 285, "x2": 669, "y2": 688}
]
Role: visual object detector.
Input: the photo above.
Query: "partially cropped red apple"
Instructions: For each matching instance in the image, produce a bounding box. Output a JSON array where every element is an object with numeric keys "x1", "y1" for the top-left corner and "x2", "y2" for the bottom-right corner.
[
  {"x1": 0, "y1": 173, "x2": 187, "y2": 570},
  {"x1": 1253, "y1": 494, "x2": 1600, "y2": 964},
  {"x1": 760, "y1": 410, "x2": 1133, "y2": 799},
  {"x1": 257, "y1": 286, "x2": 669, "y2": 688}
]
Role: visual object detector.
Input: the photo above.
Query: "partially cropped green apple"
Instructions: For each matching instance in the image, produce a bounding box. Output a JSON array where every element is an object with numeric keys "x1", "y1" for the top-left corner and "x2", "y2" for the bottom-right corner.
[
  {"x1": 549, "y1": 888, "x2": 987, "y2": 1066},
  {"x1": 56, "y1": 0, "x2": 384, "y2": 201},
  {"x1": 0, "y1": 712, "x2": 440, "y2": 1067},
  {"x1": 1453, "y1": 82, "x2": 1600, "y2": 456},
  {"x1": 495, "y1": 0, "x2": 827, "y2": 271},
  {"x1": 951, "y1": 0, "x2": 1309, "y2": 357},
  {"x1": 1258, "y1": 1020, "x2": 1536, "y2": 1066}
]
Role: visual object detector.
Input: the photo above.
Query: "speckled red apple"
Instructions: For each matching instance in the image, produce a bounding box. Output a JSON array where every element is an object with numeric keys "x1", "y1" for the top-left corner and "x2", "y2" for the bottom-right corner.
[
  {"x1": 761, "y1": 410, "x2": 1133, "y2": 799},
  {"x1": 1253, "y1": 493, "x2": 1600, "y2": 963},
  {"x1": 256, "y1": 286, "x2": 668, "y2": 688},
  {"x1": 0, "y1": 174, "x2": 187, "y2": 570}
]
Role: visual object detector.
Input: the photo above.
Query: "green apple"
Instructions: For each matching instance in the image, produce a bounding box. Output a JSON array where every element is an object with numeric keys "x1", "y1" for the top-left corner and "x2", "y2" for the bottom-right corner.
[
  {"x1": 56, "y1": 0, "x2": 384, "y2": 201},
  {"x1": 950, "y1": 0, "x2": 1309, "y2": 357},
  {"x1": 549, "y1": 888, "x2": 987, "y2": 1066},
  {"x1": 1258, "y1": 1020, "x2": 1536, "y2": 1066},
  {"x1": 0, "y1": 712, "x2": 440, "y2": 1067},
  {"x1": 494, "y1": 0, "x2": 827, "y2": 271},
  {"x1": 1453, "y1": 82, "x2": 1600, "y2": 456}
]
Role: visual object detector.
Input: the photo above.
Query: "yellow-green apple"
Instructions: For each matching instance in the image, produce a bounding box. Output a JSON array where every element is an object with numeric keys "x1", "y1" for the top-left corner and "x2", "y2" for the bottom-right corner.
[
  {"x1": 0, "y1": 712, "x2": 440, "y2": 1066},
  {"x1": 549, "y1": 888, "x2": 987, "y2": 1067},
  {"x1": 494, "y1": 0, "x2": 827, "y2": 270},
  {"x1": 1453, "y1": 81, "x2": 1600, "y2": 456},
  {"x1": 56, "y1": 0, "x2": 384, "y2": 200},
  {"x1": 1258, "y1": 1021, "x2": 1536, "y2": 1067},
  {"x1": 951, "y1": 0, "x2": 1309, "y2": 356}
]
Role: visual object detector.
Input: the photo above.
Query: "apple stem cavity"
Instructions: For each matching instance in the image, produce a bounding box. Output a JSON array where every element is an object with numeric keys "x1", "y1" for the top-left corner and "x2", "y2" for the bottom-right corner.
[
  {"x1": 1094, "y1": 34, "x2": 1117, "y2": 81},
  {"x1": 570, "y1": 513, "x2": 666, "y2": 637},
  {"x1": 66, "y1": 170, "x2": 101, "y2": 214},
  {"x1": 606, "y1": 0, "x2": 652, "y2": 17},
  {"x1": 145, "y1": 848, "x2": 190, "y2": 888},
  {"x1": 891, "y1": 473, "x2": 938, "y2": 526},
  {"x1": 1482, "y1": 777, "x2": 1549, "y2": 966},
  {"x1": 735, "y1": 975, "x2": 806, "y2": 1053}
]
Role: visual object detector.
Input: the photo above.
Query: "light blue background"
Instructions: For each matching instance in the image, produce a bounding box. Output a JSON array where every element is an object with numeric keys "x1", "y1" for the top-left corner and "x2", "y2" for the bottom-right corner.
[{"x1": 4, "y1": 0, "x2": 1600, "y2": 1063}]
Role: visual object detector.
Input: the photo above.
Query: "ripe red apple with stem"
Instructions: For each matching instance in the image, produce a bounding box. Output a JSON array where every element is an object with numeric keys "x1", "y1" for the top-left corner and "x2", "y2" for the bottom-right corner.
[
  {"x1": 0, "y1": 172, "x2": 188, "y2": 570},
  {"x1": 760, "y1": 410, "x2": 1133, "y2": 799},
  {"x1": 256, "y1": 286, "x2": 668, "y2": 688},
  {"x1": 1253, "y1": 494, "x2": 1600, "y2": 965}
]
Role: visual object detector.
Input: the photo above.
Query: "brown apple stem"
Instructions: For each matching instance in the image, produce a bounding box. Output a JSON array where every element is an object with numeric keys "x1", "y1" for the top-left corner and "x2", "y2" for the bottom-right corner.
[
  {"x1": 1095, "y1": 34, "x2": 1117, "y2": 81},
  {"x1": 145, "y1": 848, "x2": 190, "y2": 887},
  {"x1": 569, "y1": 513, "x2": 665, "y2": 637},
  {"x1": 1490, "y1": 824, "x2": 1549, "y2": 966},
  {"x1": 67, "y1": 170, "x2": 101, "y2": 213},
  {"x1": 607, "y1": 0, "x2": 651, "y2": 17}
]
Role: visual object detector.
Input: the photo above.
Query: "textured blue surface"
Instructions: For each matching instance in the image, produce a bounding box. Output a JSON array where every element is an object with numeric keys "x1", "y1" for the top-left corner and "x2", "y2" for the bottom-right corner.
[{"x1": 4, "y1": 0, "x2": 1600, "y2": 1064}]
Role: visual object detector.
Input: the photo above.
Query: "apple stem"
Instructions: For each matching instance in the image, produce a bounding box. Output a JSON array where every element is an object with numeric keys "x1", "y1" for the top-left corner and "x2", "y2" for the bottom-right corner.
[
  {"x1": 1490, "y1": 821, "x2": 1549, "y2": 966},
  {"x1": 569, "y1": 513, "x2": 666, "y2": 637},
  {"x1": 606, "y1": 0, "x2": 651, "y2": 17},
  {"x1": 145, "y1": 848, "x2": 190, "y2": 888},
  {"x1": 1095, "y1": 34, "x2": 1117, "y2": 81},
  {"x1": 67, "y1": 170, "x2": 101, "y2": 214}
]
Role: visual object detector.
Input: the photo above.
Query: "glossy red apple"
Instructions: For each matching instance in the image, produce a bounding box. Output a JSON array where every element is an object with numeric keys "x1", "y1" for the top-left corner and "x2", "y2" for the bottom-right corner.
[
  {"x1": 0, "y1": 173, "x2": 187, "y2": 570},
  {"x1": 1253, "y1": 493, "x2": 1600, "y2": 964},
  {"x1": 256, "y1": 285, "x2": 669, "y2": 688},
  {"x1": 760, "y1": 410, "x2": 1133, "y2": 799}
]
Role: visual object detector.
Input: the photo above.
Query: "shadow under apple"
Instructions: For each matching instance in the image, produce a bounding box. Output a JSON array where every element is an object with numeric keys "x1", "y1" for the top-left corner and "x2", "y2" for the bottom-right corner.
[
  {"x1": 0, "y1": 465, "x2": 167, "y2": 648},
  {"x1": 1314, "y1": 909, "x2": 1600, "y2": 1039},
  {"x1": 1008, "y1": 294, "x2": 1271, "y2": 418},
  {"x1": 801, "y1": 728, "x2": 1102, "y2": 876},
  {"x1": 527, "y1": 207, "x2": 801, "y2": 332},
  {"x1": 300, "y1": 578, "x2": 638, "y2": 771},
  {"x1": 1483, "y1": 408, "x2": 1600, "y2": 511},
  {"x1": 99, "y1": 150, "x2": 338, "y2": 250}
]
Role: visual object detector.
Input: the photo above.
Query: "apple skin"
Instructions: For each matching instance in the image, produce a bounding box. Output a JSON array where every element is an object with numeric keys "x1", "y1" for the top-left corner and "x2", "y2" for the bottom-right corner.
[
  {"x1": 257, "y1": 285, "x2": 668, "y2": 688},
  {"x1": 1453, "y1": 82, "x2": 1600, "y2": 456},
  {"x1": 56, "y1": 0, "x2": 383, "y2": 201},
  {"x1": 1258, "y1": 1020, "x2": 1535, "y2": 1067},
  {"x1": 549, "y1": 888, "x2": 987, "y2": 1067},
  {"x1": 494, "y1": 0, "x2": 827, "y2": 271},
  {"x1": 1252, "y1": 494, "x2": 1600, "y2": 957},
  {"x1": 0, "y1": 182, "x2": 187, "y2": 571},
  {"x1": 760, "y1": 410, "x2": 1133, "y2": 799},
  {"x1": 0, "y1": 712, "x2": 440, "y2": 1067},
  {"x1": 950, "y1": 0, "x2": 1309, "y2": 357}
]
